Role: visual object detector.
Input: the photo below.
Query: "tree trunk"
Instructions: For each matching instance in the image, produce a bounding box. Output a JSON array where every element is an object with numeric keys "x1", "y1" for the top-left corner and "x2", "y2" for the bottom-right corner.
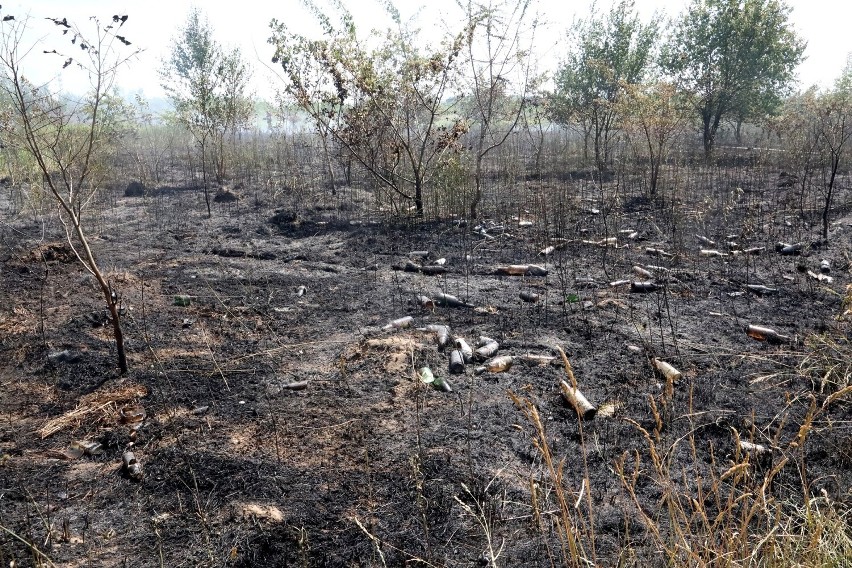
[
  {"x1": 470, "y1": 130, "x2": 487, "y2": 220},
  {"x1": 200, "y1": 142, "x2": 211, "y2": 218},
  {"x1": 214, "y1": 132, "x2": 226, "y2": 183},
  {"x1": 470, "y1": 168, "x2": 482, "y2": 220},
  {"x1": 649, "y1": 157, "x2": 660, "y2": 196},
  {"x1": 319, "y1": 131, "x2": 337, "y2": 195},
  {"x1": 414, "y1": 178, "x2": 424, "y2": 217},
  {"x1": 702, "y1": 118, "x2": 714, "y2": 160},
  {"x1": 70, "y1": 211, "x2": 128, "y2": 374},
  {"x1": 107, "y1": 286, "x2": 128, "y2": 374},
  {"x1": 593, "y1": 112, "x2": 603, "y2": 171},
  {"x1": 823, "y1": 154, "x2": 839, "y2": 241}
]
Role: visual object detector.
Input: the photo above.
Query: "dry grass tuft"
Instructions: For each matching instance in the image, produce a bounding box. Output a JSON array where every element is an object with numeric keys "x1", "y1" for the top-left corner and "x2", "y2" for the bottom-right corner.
[
  {"x1": 840, "y1": 283, "x2": 852, "y2": 320},
  {"x1": 800, "y1": 333, "x2": 852, "y2": 392},
  {"x1": 26, "y1": 241, "x2": 74, "y2": 264},
  {"x1": 510, "y1": 311, "x2": 852, "y2": 566},
  {"x1": 346, "y1": 335, "x2": 426, "y2": 375},
  {"x1": 39, "y1": 383, "x2": 148, "y2": 439}
]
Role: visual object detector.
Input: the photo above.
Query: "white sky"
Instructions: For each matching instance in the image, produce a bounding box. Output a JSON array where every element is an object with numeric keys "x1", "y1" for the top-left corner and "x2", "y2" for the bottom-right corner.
[{"x1": 5, "y1": 0, "x2": 850, "y2": 101}]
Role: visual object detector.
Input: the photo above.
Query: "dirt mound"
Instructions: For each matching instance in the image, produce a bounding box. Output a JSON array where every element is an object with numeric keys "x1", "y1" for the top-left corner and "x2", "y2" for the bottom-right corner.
[
  {"x1": 344, "y1": 334, "x2": 427, "y2": 375},
  {"x1": 27, "y1": 241, "x2": 76, "y2": 263},
  {"x1": 124, "y1": 181, "x2": 145, "y2": 197}
]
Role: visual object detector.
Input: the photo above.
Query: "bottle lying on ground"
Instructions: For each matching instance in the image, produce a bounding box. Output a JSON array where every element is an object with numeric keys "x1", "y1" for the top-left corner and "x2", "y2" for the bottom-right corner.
[
  {"x1": 633, "y1": 266, "x2": 652, "y2": 279},
  {"x1": 495, "y1": 264, "x2": 548, "y2": 277},
  {"x1": 449, "y1": 350, "x2": 465, "y2": 374},
  {"x1": 383, "y1": 316, "x2": 413, "y2": 330},
  {"x1": 746, "y1": 324, "x2": 790, "y2": 344},
  {"x1": 630, "y1": 281, "x2": 659, "y2": 293},
  {"x1": 746, "y1": 284, "x2": 778, "y2": 295},
  {"x1": 559, "y1": 380, "x2": 596, "y2": 420},
  {"x1": 775, "y1": 242, "x2": 802, "y2": 255},
  {"x1": 418, "y1": 324, "x2": 451, "y2": 349},
  {"x1": 474, "y1": 355, "x2": 513, "y2": 374},
  {"x1": 418, "y1": 366, "x2": 452, "y2": 392},
  {"x1": 474, "y1": 337, "x2": 499, "y2": 360},
  {"x1": 433, "y1": 292, "x2": 474, "y2": 308},
  {"x1": 645, "y1": 247, "x2": 673, "y2": 258},
  {"x1": 652, "y1": 358, "x2": 682, "y2": 383},
  {"x1": 519, "y1": 291, "x2": 540, "y2": 303},
  {"x1": 421, "y1": 265, "x2": 447, "y2": 275},
  {"x1": 455, "y1": 338, "x2": 473, "y2": 363}
]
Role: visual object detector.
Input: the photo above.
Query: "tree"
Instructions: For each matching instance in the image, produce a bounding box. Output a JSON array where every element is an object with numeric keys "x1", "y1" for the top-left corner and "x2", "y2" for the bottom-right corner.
[
  {"x1": 457, "y1": 0, "x2": 539, "y2": 219},
  {"x1": 127, "y1": 94, "x2": 175, "y2": 188},
  {"x1": 268, "y1": 1, "x2": 355, "y2": 196},
  {"x1": 0, "y1": 12, "x2": 140, "y2": 374},
  {"x1": 269, "y1": 0, "x2": 473, "y2": 217},
  {"x1": 814, "y1": 60, "x2": 852, "y2": 241},
  {"x1": 662, "y1": 0, "x2": 805, "y2": 158},
  {"x1": 549, "y1": 0, "x2": 657, "y2": 171},
  {"x1": 772, "y1": 56, "x2": 852, "y2": 243},
  {"x1": 619, "y1": 81, "x2": 691, "y2": 196},
  {"x1": 161, "y1": 8, "x2": 253, "y2": 215},
  {"x1": 772, "y1": 88, "x2": 822, "y2": 217}
]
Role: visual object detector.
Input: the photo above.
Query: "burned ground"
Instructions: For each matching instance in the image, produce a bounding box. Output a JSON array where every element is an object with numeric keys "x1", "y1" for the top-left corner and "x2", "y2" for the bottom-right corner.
[{"x1": 1, "y1": 176, "x2": 851, "y2": 567}]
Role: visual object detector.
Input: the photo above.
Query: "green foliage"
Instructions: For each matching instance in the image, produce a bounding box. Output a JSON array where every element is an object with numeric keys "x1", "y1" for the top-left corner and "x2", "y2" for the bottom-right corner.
[
  {"x1": 0, "y1": 12, "x2": 138, "y2": 373},
  {"x1": 161, "y1": 7, "x2": 253, "y2": 185},
  {"x1": 1, "y1": 44, "x2": 136, "y2": 201},
  {"x1": 83, "y1": 88, "x2": 137, "y2": 184},
  {"x1": 124, "y1": 94, "x2": 178, "y2": 187},
  {"x1": 269, "y1": 0, "x2": 473, "y2": 216},
  {"x1": 811, "y1": 88, "x2": 852, "y2": 240},
  {"x1": 836, "y1": 52, "x2": 852, "y2": 95},
  {"x1": 661, "y1": 0, "x2": 805, "y2": 156},
  {"x1": 619, "y1": 80, "x2": 692, "y2": 195},
  {"x1": 549, "y1": 0, "x2": 658, "y2": 169},
  {"x1": 429, "y1": 152, "x2": 470, "y2": 216}
]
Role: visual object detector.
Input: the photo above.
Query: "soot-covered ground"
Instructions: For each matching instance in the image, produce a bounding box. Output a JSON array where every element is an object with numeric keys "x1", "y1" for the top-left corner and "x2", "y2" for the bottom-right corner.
[{"x1": 1, "y1": 177, "x2": 850, "y2": 566}]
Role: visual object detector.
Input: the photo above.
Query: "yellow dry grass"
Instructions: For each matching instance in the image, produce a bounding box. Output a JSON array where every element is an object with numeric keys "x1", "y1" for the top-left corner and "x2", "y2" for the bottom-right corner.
[
  {"x1": 39, "y1": 383, "x2": 148, "y2": 439},
  {"x1": 231, "y1": 502, "x2": 285, "y2": 523},
  {"x1": 841, "y1": 283, "x2": 852, "y2": 320},
  {"x1": 347, "y1": 335, "x2": 424, "y2": 375},
  {"x1": 0, "y1": 305, "x2": 36, "y2": 335}
]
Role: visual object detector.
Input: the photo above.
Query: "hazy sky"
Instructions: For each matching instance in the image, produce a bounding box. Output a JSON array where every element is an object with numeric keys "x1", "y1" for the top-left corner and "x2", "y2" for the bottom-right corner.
[{"x1": 5, "y1": 0, "x2": 850, "y2": 101}]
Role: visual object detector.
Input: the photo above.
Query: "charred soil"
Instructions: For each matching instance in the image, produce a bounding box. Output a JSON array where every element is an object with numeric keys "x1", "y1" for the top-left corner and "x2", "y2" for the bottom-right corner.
[{"x1": 1, "y1": 178, "x2": 851, "y2": 567}]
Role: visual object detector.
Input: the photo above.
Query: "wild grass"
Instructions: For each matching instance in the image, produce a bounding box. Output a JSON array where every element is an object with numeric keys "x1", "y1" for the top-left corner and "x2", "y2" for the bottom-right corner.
[{"x1": 510, "y1": 320, "x2": 852, "y2": 567}]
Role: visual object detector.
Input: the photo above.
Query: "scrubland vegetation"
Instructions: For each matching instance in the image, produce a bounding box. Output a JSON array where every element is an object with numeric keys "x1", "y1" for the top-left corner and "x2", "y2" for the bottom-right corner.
[{"x1": 0, "y1": 0, "x2": 850, "y2": 566}]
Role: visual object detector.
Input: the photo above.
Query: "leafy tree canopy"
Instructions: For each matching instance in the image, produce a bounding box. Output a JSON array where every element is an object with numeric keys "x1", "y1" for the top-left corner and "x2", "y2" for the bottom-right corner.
[
  {"x1": 161, "y1": 7, "x2": 253, "y2": 187},
  {"x1": 661, "y1": 0, "x2": 805, "y2": 156},
  {"x1": 549, "y1": 0, "x2": 657, "y2": 168},
  {"x1": 269, "y1": 0, "x2": 474, "y2": 215}
]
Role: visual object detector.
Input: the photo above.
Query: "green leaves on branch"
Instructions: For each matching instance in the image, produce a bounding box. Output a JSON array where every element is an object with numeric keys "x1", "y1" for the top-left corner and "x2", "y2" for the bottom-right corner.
[
  {"x1": 161, "y1": 7, "x2": 253, "y2": 183},
  {"x1": 549, "y1": 0, "x2": 657, "y2": 169},
  {"x1": 268, "y1": 1, "x2": 474, "y2": 215},
  {"x1": 661, "y1": 0, "x2": 805, "y2": 156},
  {"x1": 618, "y1": 81, "x2": 692, "y2": 194},
  {"x1": 773, "y1": 66, "x2": 852, "y2": 240}
]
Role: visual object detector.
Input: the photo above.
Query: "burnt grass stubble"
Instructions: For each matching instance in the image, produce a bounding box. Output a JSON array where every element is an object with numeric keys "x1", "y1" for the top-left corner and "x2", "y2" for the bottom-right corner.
[{"x1": 0, "y1": 172, "x2": 850, "y2": 567}]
